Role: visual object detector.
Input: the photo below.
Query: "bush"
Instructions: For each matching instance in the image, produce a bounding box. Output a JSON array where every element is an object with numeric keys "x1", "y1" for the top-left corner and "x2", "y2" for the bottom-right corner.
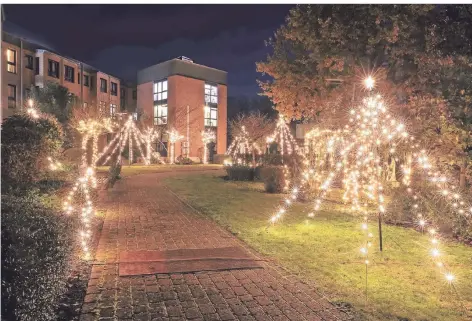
[
  {"x1": 106, "y1": 162, "x2": 122, "y2": 189},
  {"x1": 176, "y1": 155, "x2": 193, "y2": 165},
  {"x1": 1, "y1": 194, "x2": 74, "y2": 321},
  {"x1": 260, "y1": 166, "x2": 286, "y2": 193},
  {"x1": 225, "y1": 165, "x2": 254, "y2": 181},
  {"x1": 1, "y1": 114, "x2": 63, "y2": 193}
]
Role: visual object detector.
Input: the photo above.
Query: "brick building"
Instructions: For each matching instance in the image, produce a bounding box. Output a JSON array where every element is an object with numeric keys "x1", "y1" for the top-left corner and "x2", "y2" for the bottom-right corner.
[
  {"x1": 1, "y1": 31, "x2": 137, "y2": 119},
  {"x1": 137, "y1": 56, "x2": 227, "y2": 160},
  {"x1": 2, "y1": 30, "x2": 228, "y2": 162}
]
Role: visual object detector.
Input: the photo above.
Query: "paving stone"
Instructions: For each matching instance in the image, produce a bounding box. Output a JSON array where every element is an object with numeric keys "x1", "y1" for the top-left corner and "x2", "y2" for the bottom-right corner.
[{"x1": 79, "y1": 171, "x2": 350, "y2": 321}]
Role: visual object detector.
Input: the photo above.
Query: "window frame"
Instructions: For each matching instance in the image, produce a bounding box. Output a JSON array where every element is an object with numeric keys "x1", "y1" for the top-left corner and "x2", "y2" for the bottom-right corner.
[
  {"x1": 100, "y1": 78, "x2": 107, "y2": 93},
  {"x1": 204, "y1": 105, "x2": 218, "y2": 127},
  {"x1": 204, "y1": 83, "x2": 218, "y2": 107},
  {"x1": 153, "y1": 79, "x2": 168, "y2": 102},
  {"x1": 110, "y1": 103, "x2": 117, "y2": 117},
  {"x1": 83, "y1": 75, "x2": 89, "y2": 87},
  {"x1": 154, "y1": 104, "x2": 168, "y2": 125},
  {"x1": 64, "y1": 65, "x2": 75, "y2": 83},
  {"x1": 7, "y1": 49, "x2": 17, "y2": 74},
  {"x1": 48, "y1": 59, "x2": 59, "y2": 78},
  {"x1": 111, "y1": 82, "x2": 118, "y2": 96},
  {"x1": 7, "y1": 84, "x2": 17, "y2": 108},
  {"x1": 25, "y1": 54, "x2": 34, "y2": 70}
]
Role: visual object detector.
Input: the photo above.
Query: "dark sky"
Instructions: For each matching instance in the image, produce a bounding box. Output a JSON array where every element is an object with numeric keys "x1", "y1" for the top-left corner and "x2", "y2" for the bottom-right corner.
[{"x1": 3, "y1": 4, "x2": 293, "y2": 97}]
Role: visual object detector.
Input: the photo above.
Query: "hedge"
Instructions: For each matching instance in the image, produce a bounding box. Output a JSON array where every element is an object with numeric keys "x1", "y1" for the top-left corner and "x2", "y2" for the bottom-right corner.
[
  {"x1": 260, "y1": 166, "x2": 286, "y2": 193},
  {"x1": 225, "y1": 165, "x2": 254, "y2": 181},
  {"x1": 1, "y1": 194, "x2": 75, "y2": 321}
]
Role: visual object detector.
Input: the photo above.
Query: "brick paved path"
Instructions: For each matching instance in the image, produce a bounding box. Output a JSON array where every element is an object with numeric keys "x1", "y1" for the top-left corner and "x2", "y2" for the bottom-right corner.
[{"x1": 80, "y1": 171, "x2": 351, "y2": 321}]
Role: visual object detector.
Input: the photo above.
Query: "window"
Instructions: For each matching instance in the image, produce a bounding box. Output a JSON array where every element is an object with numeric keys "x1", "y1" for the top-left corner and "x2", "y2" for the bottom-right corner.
[
  {"x1": 100, "y1": 78, "x2": 107, "y2": 93},
  {"x1": 78, "y1": 72, "x2": 80, "y2": 84},
  {"x1": 65, "y1": 65, "x2": 74, "y2": 82},
  {"x1": 35, "y1": 57, "x2": 39, "y2": 75},
  {"x1": 110, "y1": 103, "x2": 116, "y2": 117},
  {"x1": 83, "y1": 75, "x2": 89, "y2": 87},
  {"x1": 111, "y1": 82, "x2": 118, "y2": 96},
  {"x1": 48, "y1": 59, "x2": 59, "y2": 78},
  {"x1": 99, "y1": 101, "x2": 106, "y2": 115},
  {"x1": 154, "y1": 104, "x2": 168, "y2": 125},
  {"x1": 204, "y1": 106, "x2": 217, "y2": 127},
  {"x1": 7, "y1": 49, "x2": 16, "y2": 73},
  {"x1": 132, "y1": 90, "x2": 137, "y2": 99},
  {"x1": 7, "y1": 84, "x2": 16, "y2": 108},
  {"x1": 25, "y1": 54, "x2": 33, "y2": 70},
  {"x1": 205, "y1": 83, "x2": 218, "y2": 106},
  {"x1": 153, "y1": 80, "x2": 167, "y2": 102}
]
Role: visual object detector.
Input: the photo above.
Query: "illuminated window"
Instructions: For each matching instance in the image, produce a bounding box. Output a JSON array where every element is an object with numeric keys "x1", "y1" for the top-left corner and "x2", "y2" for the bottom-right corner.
[
  {"x1": 48, "y1": 59, "x2": 59, "y2": 78},
  {"x1": 7, "y1": 49, "x2": 17, "y2": 73},
  {"x1": 154, "y1": 104, "x2": 168, "y2": 125},
  {"x1": 204, "y1": 106, "x2": 217, "y2": 127},
  {"x1": 153, "y1": 79, "x2": 168, "y2": 102},
  {"x1": 205, "y1": 83, "x2": 218, "y2": 106},
  {"x1": 110, "y1": 103, "x2": 116, "y2": 117},
  {"x1": 7, "y1": 84, "x2": 16, "y2": 108}
]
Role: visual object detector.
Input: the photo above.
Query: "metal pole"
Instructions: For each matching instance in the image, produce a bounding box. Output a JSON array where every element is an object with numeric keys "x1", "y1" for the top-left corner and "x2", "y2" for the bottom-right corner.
[{"x1": 20, "y1": 38, "x2": 23, "y2": 111}]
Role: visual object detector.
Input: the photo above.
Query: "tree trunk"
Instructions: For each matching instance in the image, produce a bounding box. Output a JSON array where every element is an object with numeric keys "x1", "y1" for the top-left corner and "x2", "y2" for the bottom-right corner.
[
  {"x1": 252, "y1": 149, "x2": 256, "y2": 167},
  {"x1": 459, "y1": 159, "x2": 467, "y2": 189}
]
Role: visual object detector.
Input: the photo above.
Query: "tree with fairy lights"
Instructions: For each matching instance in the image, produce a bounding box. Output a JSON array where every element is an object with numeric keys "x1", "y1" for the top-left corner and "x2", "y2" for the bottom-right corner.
[{"x1": 270, "y1": 76, "x2": 471, "y2": 292}]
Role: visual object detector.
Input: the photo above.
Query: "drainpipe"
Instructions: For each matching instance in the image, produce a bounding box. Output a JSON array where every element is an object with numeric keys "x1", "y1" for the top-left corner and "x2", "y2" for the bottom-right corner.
[
  {"x1": 80, "y1": 63, "x2": 84, "y2": 107},
  {"x1": 20, "y1": 38, "x2": 23, "y2": 111}
]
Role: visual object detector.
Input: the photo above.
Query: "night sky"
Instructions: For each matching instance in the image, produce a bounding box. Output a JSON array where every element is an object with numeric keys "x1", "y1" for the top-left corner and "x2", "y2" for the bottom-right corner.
[{"x1": 3, "y1": 4, "x2": 293, "y2": 97}]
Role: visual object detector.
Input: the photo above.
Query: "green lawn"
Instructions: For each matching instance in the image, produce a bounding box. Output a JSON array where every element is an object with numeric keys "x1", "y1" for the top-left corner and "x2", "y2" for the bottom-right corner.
[
  {"x1": 164, "y1": 172, "x2": 472, "y2": 321},
  {"x1": 96, "y1": 164, "x2": 222, "y2": 177}
]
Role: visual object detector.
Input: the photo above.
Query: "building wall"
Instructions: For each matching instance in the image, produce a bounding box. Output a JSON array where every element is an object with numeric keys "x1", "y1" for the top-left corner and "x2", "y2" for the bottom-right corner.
[
  {"x1": 1, "y1": 40, "x2": 36, "y2": 118},
  {"x1": 137, "y1": 74, "x2": 227, "y2": 160}
]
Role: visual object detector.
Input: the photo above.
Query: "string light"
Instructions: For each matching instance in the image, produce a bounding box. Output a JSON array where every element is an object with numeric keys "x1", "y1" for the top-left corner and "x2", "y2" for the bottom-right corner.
[
  {"x1": 202, "y1": 129, "x2": 216, "y2": 164},
  {"x1": 168, "y1": 129, "x2": 184, "y2": 164}
]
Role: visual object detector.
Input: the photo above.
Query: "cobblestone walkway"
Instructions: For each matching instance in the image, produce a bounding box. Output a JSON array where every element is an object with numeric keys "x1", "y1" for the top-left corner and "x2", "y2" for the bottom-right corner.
[{"x1": 80, "y1": 171, "x2": 351, "y2": 321}]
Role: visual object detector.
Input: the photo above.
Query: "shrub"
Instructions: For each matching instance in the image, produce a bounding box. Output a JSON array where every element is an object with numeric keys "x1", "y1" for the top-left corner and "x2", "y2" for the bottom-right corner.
[
  {"x1": 106, "y1": 162, "x2": 122, "y2": 189},
  {"x1": 225, "y1": 165, "x2": 254, "y2": 181},
  {"x1": 176, "y1": 155, "x2": 193, "y2": 165},
  {"x1": 1, "y1": 194, "x2": 74, "y2": 321},
  {"x1": 150, "y1": 152, "x2": 162, "y2": 164},
  {"x1": 1, "y1": 114, "x2": 63, "y2": 193},
  {"x1": 260, "y1": 166, "x2": 286, "y2": 193}
]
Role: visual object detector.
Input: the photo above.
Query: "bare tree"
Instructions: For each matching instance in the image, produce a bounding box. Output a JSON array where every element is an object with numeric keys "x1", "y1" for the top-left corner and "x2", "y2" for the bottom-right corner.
[{"x1": 230, "y1": 111, "x2": 274, "y2": 166}]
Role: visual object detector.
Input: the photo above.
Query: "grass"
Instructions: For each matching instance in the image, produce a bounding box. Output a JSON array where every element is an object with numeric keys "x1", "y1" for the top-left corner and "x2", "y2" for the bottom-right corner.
[
  {"x1": 96, "y1": 164, "x2": 222, "y2": 177},
  {"x1": 163, "y1": 172, "x2": 472, "y2": 321}
]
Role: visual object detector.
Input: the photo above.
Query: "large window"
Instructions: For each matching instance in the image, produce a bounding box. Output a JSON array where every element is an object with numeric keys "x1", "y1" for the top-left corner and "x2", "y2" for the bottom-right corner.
[
  {"x1": 100, "y1": 78, "x2": 107, "y2": 93},
  {"x1": 110, "y1": 103, "x2": 117, "y2": 117},
  {"x1": 153, "y1": 80, "x2": 168, "y2": 101},
  {"x1": 65, "y1": 65, "x2": 74, "y2": 82},
  {"x1": 111, "y1": 82, "x2": 118, "y2": 96},
  {"x1": 7, "y1": 84, "x2": 16, "y2": 108},
  {"x1": 7, "y1": 49, "x2": 17, "y2": 73},
  {"x1": 83, "y1": 75, "x2": 89, "y2": 87},
  {"x1": 48, "y1": 59, "x2": 59, "y2": 78},
  {"x1": 205, "y1": 83, "x2": 218, "y2": 106},
  {"x1": 204, "y1": 106, "x2": 217, "y2": 127},
  {"x1": 25, "y1": 54, "x2": 33, "y2": 70},
  {"x1": 154, "y1": 104, "x2": 168, "y2": 125}
]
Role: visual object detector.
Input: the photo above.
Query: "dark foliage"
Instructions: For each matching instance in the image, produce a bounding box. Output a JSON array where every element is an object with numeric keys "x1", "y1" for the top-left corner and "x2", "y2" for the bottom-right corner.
[
  {"x1": 225, "y1": 165, "x2": 255, "y2": 181},
  {"x1": 1, "y1": 114, "x2": 63, "y2": 193},
  {"x1": 260, "y1": 166, "x2": 286, "y2": 193},
  {"x1": 1, "y1": 194, "x2": 75, "y2": 321},
  {"x1": 106, "y1": 162, "x2": 122, "y2": 189},
  {"x1": 176, "y1": 155, "x2": 193, "y2": 165}
]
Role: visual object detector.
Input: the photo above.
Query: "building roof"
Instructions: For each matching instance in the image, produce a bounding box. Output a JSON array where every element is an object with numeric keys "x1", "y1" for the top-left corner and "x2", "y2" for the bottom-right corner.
[{"x1": 137, "y1": 57, "x2": 227, "y2": 86}]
